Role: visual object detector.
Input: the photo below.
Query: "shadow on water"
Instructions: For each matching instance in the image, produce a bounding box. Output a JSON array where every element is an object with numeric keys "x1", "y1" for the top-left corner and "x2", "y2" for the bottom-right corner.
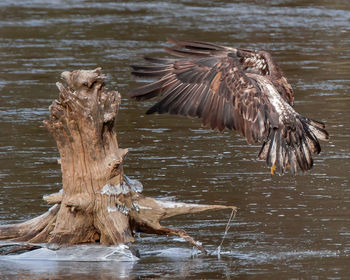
[{"x1": 0, "y1": 0, "x2": 350, "y2": 279}]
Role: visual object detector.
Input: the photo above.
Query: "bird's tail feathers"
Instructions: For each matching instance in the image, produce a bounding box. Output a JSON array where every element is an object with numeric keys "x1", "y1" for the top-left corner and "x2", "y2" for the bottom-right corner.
[{"x1": 258, "y1": 116, "x2": 329, "y2": 175}]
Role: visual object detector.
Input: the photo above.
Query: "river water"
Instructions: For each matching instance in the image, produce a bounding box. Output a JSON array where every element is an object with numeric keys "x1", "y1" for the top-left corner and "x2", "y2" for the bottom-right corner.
[{"x1": 0, "y1": 0, "x2": 349, "y2": 279}]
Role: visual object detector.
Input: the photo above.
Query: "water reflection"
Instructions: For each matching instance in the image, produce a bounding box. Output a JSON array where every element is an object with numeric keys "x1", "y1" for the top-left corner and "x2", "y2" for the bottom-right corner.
[
  {"x1": 0, "y1": 0, "x2": 349, "y2": 279},
  {"x1": 0, "y1": 259, "x2": 135, "y2": 280}
]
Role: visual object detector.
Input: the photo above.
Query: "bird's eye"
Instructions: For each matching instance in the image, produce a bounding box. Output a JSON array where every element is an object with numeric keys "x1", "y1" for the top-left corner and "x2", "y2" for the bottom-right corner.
[{"x1": 82, "y1": 82, "x2": 88, "y2": 87}]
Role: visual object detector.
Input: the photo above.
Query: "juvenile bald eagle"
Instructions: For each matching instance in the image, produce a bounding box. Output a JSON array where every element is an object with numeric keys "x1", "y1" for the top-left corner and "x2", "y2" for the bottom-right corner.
[{"x1": 128, "y1": 39, "x2": 329, "y2": 175}]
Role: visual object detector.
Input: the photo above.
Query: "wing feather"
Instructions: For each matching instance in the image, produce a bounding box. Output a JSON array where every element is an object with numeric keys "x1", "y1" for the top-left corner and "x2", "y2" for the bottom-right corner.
[
  {"x1": 216, "y1": 98, "x2": 226, "y2": 132},
  {"x1": 129, "y1": 75, "x2": 176, "y2": 100},
  {"x1": 167, "y1": 38, "x2": 231, "y2": 51},
  {"x1": 183, "y1": 84, "x2": 205, "y2": 117},
  {"x1": 201, "y1": 89, "x2": 215, "y2": 126},
  {"x1": 223, "y1": 100, "x2": 235, "y2": 130},
  {"x1": 209, "y1": 93, "x2": 220, "y2": 130}
]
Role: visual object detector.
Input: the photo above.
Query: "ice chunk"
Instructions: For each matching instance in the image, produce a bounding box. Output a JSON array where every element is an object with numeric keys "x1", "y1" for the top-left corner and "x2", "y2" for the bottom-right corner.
[
  {"x1": 100, "y1": 176, "x2": 143, "y2": 196},
  {"x1": 123, "y1": 175, "x2": 143, "y2": 193},
  {"x1": 100, "y1": 183, "x2": 130, "y2": 195},
  {"x1": 3, "y1": 244, "x2": 139, "y2": 262},
  {"x1": 143, "y1": 248, "x2": 199, "y2": 259}
]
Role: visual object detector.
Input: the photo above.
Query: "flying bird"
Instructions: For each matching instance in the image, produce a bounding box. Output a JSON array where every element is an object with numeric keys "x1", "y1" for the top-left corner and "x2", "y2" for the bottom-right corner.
[{"x1": 128, "y1": 39, "x2": 329, "y2": 175}]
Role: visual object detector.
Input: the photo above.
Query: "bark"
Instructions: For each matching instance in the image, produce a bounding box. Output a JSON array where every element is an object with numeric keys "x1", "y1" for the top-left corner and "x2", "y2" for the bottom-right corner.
[{"x1": 0, "y1": 68, "x2": 237, "y2": 254}]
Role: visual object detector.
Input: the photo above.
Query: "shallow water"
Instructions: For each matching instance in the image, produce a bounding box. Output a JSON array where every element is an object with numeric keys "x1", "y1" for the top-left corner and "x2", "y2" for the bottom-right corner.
[{"x1": 0, "y1": 0, "x2": 349, "y2": 279}]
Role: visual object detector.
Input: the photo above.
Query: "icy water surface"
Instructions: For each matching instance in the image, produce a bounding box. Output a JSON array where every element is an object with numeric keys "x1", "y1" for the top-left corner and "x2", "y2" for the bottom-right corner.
[{"x1": 0, "y1": 0, "x2": 350, "y2": 279}]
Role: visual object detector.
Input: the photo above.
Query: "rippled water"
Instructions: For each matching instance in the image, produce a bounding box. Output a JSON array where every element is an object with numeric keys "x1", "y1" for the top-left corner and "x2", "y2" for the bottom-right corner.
[{"x1": 0, "y1": 0, "x2": 349, "y2": 279}]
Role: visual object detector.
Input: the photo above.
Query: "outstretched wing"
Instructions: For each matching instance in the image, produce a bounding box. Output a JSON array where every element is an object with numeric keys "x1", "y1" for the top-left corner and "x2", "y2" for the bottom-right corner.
[
  {"x1": 129, "y1": 39, "x2": 328, "y2": 174},
  {"x1": 129, "y1": 52, "x2": 273, "y2": 144},
  {"x1": 165, "y1": 38, "x2": 294, "y2": 105}
]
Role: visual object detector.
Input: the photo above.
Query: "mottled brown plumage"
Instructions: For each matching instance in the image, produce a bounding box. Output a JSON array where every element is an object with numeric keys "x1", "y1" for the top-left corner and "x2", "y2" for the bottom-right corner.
[{"x1": 128, "y1": 39, "x2": 329, "y2": 175}]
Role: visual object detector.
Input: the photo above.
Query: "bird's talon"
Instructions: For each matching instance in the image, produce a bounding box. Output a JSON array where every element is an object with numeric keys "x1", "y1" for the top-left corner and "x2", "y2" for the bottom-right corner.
[{"x1": 270, "y1": 161, "x2": 277, "y2": 175}]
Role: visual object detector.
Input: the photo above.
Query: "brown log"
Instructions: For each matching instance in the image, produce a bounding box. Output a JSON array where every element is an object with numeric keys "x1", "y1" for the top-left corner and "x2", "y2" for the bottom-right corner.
[{"x1": 0, "y1": 68, "x2": 237, "y2": 254}]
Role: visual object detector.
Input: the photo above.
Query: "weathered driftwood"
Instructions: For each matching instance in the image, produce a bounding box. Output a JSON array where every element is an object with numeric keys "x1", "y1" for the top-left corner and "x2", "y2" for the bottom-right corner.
[{"x1": 0, "y1": 68, "x2": 236, "y2": 254}]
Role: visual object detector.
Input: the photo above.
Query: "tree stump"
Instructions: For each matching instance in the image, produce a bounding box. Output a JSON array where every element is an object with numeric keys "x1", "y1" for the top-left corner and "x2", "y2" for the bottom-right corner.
[{"x1": 0, "y1": 68, "x2": 236, "y2": 254}]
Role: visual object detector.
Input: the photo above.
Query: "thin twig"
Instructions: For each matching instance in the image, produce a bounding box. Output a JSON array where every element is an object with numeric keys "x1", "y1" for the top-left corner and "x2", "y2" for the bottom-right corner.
[{"x1": 213, "y1": 207, "x2": 237, "y2": 258}]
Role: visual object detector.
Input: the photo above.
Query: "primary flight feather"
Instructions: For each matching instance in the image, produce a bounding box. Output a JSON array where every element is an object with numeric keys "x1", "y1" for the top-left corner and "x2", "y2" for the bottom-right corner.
[{"x1": 128, "y1": 38, "x2": 329, "y2": 175}]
